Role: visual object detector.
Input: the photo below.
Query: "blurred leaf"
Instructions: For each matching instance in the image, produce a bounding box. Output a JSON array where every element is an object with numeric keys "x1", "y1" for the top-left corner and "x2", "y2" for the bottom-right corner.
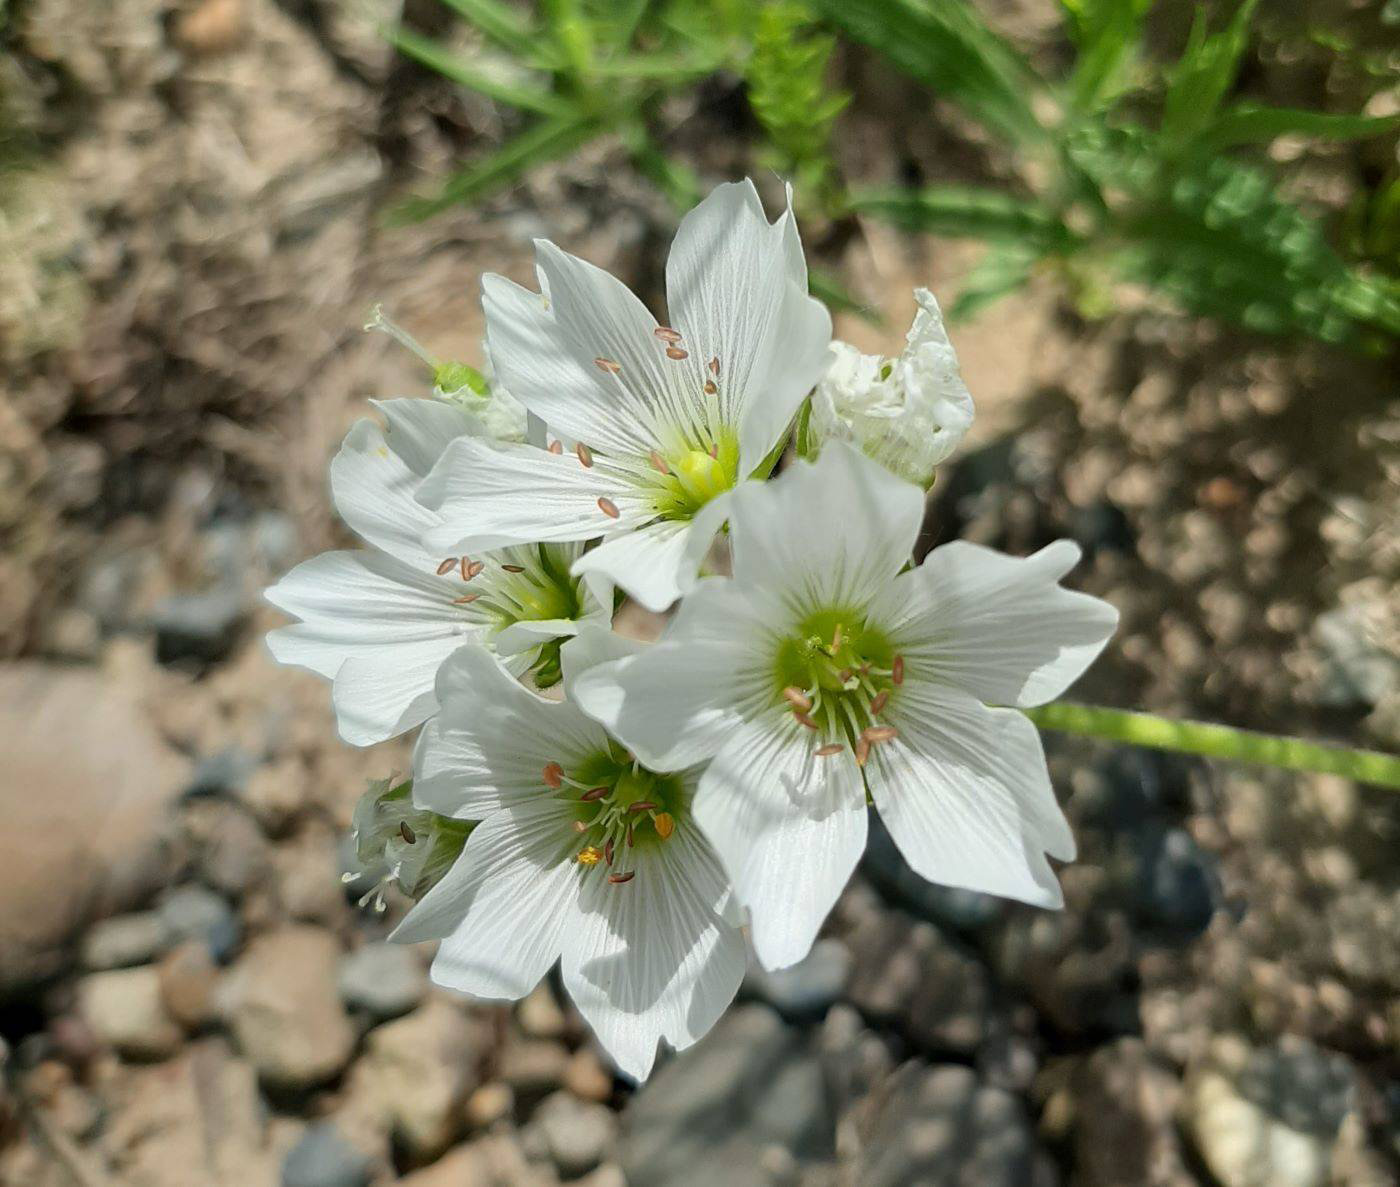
[
  {"x1": 1198, "y1": 104, "x2": 1400, "y2": 151},
  {"x1": 849, "y1": 185, "x2": 1071, "y2": 248},
  {"x1": 389, "y1": 112, "x2": 604, "y2": 223},
  {"x1": 437, "y1": 0, "x2": 538, "y2": 58},
  {"x1": 1060, "y1": 0, "x2": 1151, "y2": 113},
  {"x1": 390, "y1": 27, "x2": 573, "y2": 116},
  {"x1": 948, "y1": 244, "x2": 1041, "y2": 320},
  {"x1": 812, "y1": 0, "x2": 1049, "y2": 148},
  {"x1": 1162, "y1": 0, "x2": 1259, "y2": 149},
  {"x1": 809, "y1": 265, "x2": 882, "y2": 323}
]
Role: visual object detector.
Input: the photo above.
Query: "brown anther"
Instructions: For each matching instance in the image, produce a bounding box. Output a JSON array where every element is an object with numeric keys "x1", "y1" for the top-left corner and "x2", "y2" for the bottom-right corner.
[
  {"x1": 862, "y1": 725, "x2": 898, "y2": 744},
  {"x1": 837, "y1": 668, "x2": 852, "y2": 683},
  {"x1": 580, "y1": 786, "x2": 609, "y2": 802},
  {"x1": 597, "y1": 496, "x2": 620, "y2": 519},
  {"x1": 608, "y1": 871, "x2": 636, "y2": 884},
  {"x1": 703, "y1": 380, "x2": 717, "y2": 395},
  {"x1": 855, "y1": 737, "x2": 871, "y2": 767},
  {"x1": 626, "y1": 801, "x2": 658, "y2": 814},
  {"x1": 649, "y1": 450, "x2": 670, "y2": 475},
  {"x1": 575, "y1": 442, "x2": 594, "y2": 468},
  {"x1": 463, "y1": 559, "x2": 485, "y2": 580},
  {"x1": 542, "y1": 762, "x2": 564, "y2": 789},
  {"x1": 501, "y1": 564, "x2": 525, "y2": 573},
  {"x1": 665, "y1": 346, "x2": 689, "y2": 360},
  {"x1": 459, "y1": 556, "x2": 471, "y2": 581},
  {"x1": 436, "y1": 557, "x2": 458, "y2": 576},
  {"x1": 831, "y1": 624, "x2": 843, "y2": 651},
  {"x1": 572, "y1": 820, "x2": 588, "y2": 833},
  {"x1": 452, "y1": 593, "x2": 481, "y2": 604},
  {"x1": 869, "y1": 691, "x2": 889, "y2": 715},
  {"x1": 653, "y1": 812, "x2": 675, "y2": 839},
  {"x1": 548, "y1": 440, "x2": 564, "y2": 455},
  {"x1": 604, "y1": 838, "x2": 615, "y2": 865},
  {"x1": 814, "y1": 743, "x2": 844, "y2": 758},
  {"x1": 626, "y1": 825, "x2": 635, "y2": 848},
  {"x1": 653, "y1": 327, "x2": 682, "y2": 343},
  {"x1": 708, "y1": 356, "x2": 720, "y2": 376},
  {"x1": 594, "y1": 356, "x2": 621, "y2": 374},
  {"x1": 399, "y1": 820, "x2": 417, "y2": 844},
  {"x1": 793, "y1": 712, "x2": 820, "y2": 731},
  {"x1": 892, "y1": 655, "x2": 905, "y2": 685},
  {"x1": 708, "y1": 444, "x2": 718, "y2": 459},
  {"x1": 782, "y1": 686, "x2": 813, "y2": 712}
]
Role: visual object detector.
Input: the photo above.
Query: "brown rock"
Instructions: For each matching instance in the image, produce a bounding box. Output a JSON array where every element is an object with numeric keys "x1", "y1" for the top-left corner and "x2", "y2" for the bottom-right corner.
[
  {"x1": 158, "y1": 940, "x2": 220, "y2": 1031},
  {"x1": 78, "y1": 966, "x2": 183, "y2": 1059},
  {"x1": 465, "y1": 1082, "x2": 514, "y2": 1130},
  {"x1": 224, "y1": 925, "x2": 353, "y2": 1089},
  {"x1": 0, "y1": 664, "x2": 187, "y2": 996},
  {"x1": 1072, "y1": 1039, "x2": 1194, "y2": 1187},
  {"x1": 175, "y1": 0, "x2": 245, "y2": 56},
  {"x1": 563, "y1": 1048, "x2": 614, "y2": 1103},
  {"x1": 397, "y1": 1135, "x2": 548, "y2": 1187}
]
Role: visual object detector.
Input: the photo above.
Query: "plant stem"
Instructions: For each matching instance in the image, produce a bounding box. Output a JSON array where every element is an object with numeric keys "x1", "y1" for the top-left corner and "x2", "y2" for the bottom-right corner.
[{"x1": 1024, "y1": 703, "x2": 1400, "y2": 790}]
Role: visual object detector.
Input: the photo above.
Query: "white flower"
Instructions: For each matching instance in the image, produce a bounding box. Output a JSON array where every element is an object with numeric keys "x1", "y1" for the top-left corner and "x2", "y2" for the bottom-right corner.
[
  {"x1": 415, "y1": 180, "x2": 833, "y2": 612},
  {"x1": 392, "y1": 635, "x2": 745, "y2": 1081},
  {"x1": 345, "y1": 775, "x2": 474, "y2": 911},
  {"x1": 809, "y1": 288, "x2": 974, "y2": 487},
  {"x1": 573, "y1": 442, "x2": 1118, "y2": 969},
  {"x1": 265, "y1": 399, "x2": 611, "y2": 745}
]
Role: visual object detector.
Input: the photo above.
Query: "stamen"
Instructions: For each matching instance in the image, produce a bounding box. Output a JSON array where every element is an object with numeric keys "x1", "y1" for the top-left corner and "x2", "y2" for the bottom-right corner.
[
  {"x1": 597, "y1": 496, "x2": 621, "y2": 519},
  {"x1": 594, "y1": 357, "x2": 621, "y2": 374},
  {"x1": 436, "y1": 557, "x2": 458, "y2": 576},
  {"x1": 837, "y1": 668, "x2": 852, "y2": 684},
  {"x1": 814, "y1": 743, "x2": 844, "y2": 757},
  {"x1": 653, "y1": 812, "x2": 675, "y2": 839},
  {"x1": 855, "y1": 737, "x2": 871, "y2": 767},
  {"x1": 782, "y1": 686, "x2": 813, "y2": 712},
  {"x1": 648, "y1": 450, "x2": 670, "y2": 475},
  {"x1": 869, "y1": 691, "x2": 889, "y2": 715},
  {"x1": 665, "y1": 346, "x2": 689, "y2": 361},
  {"x1": 548, "y1": 440, "x2": 564, "y2": 455},
  {"x1": 575, "y1": 442, "x2": 594, "y2": 468},
  {"x1": 542, "y1": 762, "x2": 564, "y2": 789},
  {"x1": 703, "y1": 380, "x2": 717, "y2": 395},
  {"x1": 399, "y1": 820, "x2": 417, "y2": 844},
  {"x1": 892, "y1": 655, "x2": 905, "y2": 685},
  {"x1": 580, "y1": 786, "x2": 609, "y2": 802},
  {"x1": 793, "y1": 711, "x2": 820, "y2": 731},
  {"x1": 708, "y1": 356, "x2": 720, "y2": 376},
  {"x1": 608, "y1": 871, "x2": 635, "y2": 884},
  {"x1": 577, "y1": 846, "x2": 603, "y2": 865},
  {"x1": 453, "y1": 593, "x2": 481, "y2": 604},
  {"x1": 465, "y1": 559, "x2": 485, "y2": 580},
  {"x1": 626, "y1": 824, "x2": 635, "y2": 848},
  {"x1": 831, "y1": 624, "x2": 843, "y2": 651},
  {"x1": 626, "y1": 801, "x2": 658, "y2": 814},
  {"x1": 572, "y1": 820, "x2": 588, "y2": 833},
  {"x1": 863, "y1": 725, "x2": 898, "y2": 744},
  {"x1": 501, "y1": 564, "x2": 525, "y2": 573},
  {"x1": 604, "y1": 838, "x2": 615, "y2": 864},
  {"x1": 653, "y1": 327, "x2": 682, "y2": 343}
]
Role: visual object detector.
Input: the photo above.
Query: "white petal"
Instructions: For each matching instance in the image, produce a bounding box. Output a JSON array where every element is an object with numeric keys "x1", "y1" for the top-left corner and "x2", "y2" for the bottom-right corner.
[
  {"x1": 864, "y1": 678, "x2": 1072, "y2": 908},
  {"x1": 560, "y1": 624, "x2": 648, "y2": 701},
  {"x1": 729, "y1": 440, "x2": 925, "y2": 612},
  {"x1": 665, "y1": 180, "x2": 831, "y2": 474},
  {"x1": 331, "y1": 638, "x2": 462, "y2": 746},
  {"x1": 874, "y1": 539, "x2": 1118, "y2": 707},
  {"x1": 570, "y1": 489, "x2": 731, "y2": 613},
  {"x1": 393, "y1": 797, "x2": 580, "y2": 999},
  {"x1": 415, "y1": 645, "x2": 610, "y2": 819},
  {"x1": 330, "y1": 419, "x2": 445, "y2": 568},
  {"x1": 695, "y1": 708, "x2": 867, "y2": 969},
  {"x1": 483, "y1": 255, "x2": 692, "y2": 457},
  {"x1": 417, "y1": 436, "x2": 651, "y2": 554},
  {"x1": 571, "y1": 577, "x2": 777, "y2": 771},
  {"x1": 561, "y1": 821, "x2": 745, "y2": 1081},
  {"x1": 371, "y1": 397, "x2": 481, "y2": 477}
]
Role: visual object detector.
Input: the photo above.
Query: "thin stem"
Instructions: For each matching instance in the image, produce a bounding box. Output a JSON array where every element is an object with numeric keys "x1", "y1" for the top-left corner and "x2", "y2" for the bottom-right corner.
[{"x1": 1025, "y1": 703, "x2": 1400, "y2": 791}]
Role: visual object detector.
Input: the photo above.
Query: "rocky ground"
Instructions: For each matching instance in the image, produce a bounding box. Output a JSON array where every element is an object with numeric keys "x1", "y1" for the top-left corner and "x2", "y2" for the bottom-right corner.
[{"x1": 2, "y1": 1, "x2": 1399, "y2": 1185}]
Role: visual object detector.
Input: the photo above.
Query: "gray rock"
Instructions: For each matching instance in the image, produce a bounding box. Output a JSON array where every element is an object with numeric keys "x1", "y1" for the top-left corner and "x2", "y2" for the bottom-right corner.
[
  {"x1": 743, "y1": 938, "x2": 851, "y2": 1022},
  {"x1": 1315, "y1": 602, "x2": 1399, "y2": 709},
  {"x1": 158, "y1": 885, "x2": 241, "y2": 963},
  {"x1": 152, "y1": 587, "x2": 247, "y2": 665},
  {"x1": 281, "y1": 1123, "x2": 373, "y2": 1187},
  {"x1": 1125, "y1": 825, "x2": 1219, "y2": 938},
  {"x1": 1071, "y1": 1039, "x2": 1193, "y2": 1187},
  {"x1": 338, "y1": 943, "x2": 427, "y2": 1021},
  {"x1": 188, "y1": 801, "x2": 274, "y2": 899},
  {"x1": 185, "y1": 747, "x2": 259, "y2": 799},
  {"x1": 621, "y1": 1004, "x2": 834, "y2": 1186},
  {"x1": 850, "y1": 1062, "x2": 1040, "y2": 1186},
  {"x1": 81, "y1": 911, "x2": 172, "y2": 971},
  {"x1": 78, "y1": 966, "x2": 183, "y2": 1059},
  {"x1": 535, "y1": 1091, "x2": 617, "y2": 1178},
  {"x1": 499, "y1": 1038, "x2": 570, "y2": 1100},
  {"x1": 1184, "y1": 1035, "x2": 1357, "y2": 1187}
]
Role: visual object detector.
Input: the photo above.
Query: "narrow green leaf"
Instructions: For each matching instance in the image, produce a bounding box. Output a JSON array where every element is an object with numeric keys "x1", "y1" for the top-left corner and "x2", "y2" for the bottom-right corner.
[
  {"x1": 390, "y1": 28, "x2": 572, "y2": 117},
  {"x1": 1198, "y1": 104, "x2": 1400, "y2": 152},
  {"x1": 948, "y1": 245, "x2": 1040, "y2": 321},
  {"x1": 848, "y1": 185, "x2": 1070, "y2": 247},
  {"x1": 1162, "y1": 0, "x2": 1260, "y2": 148},
  {"x1": 437, "y1": 0, "x2": 537, "y2": 57},
  {"x1": 1062, "y1": 0, "x2": 1151, "y2": 113},
  {"x1": 809, "y1": 265, "x2": 882, "y2": 323}
]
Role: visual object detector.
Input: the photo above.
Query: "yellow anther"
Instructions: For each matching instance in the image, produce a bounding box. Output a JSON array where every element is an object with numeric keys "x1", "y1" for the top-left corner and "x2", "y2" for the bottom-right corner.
[
  {"x1": 576, "y1": 846, "x2": 603, "y2": 866},
  {"x1": 653, "y1": 812, "x2": 675, "y2": 840}
]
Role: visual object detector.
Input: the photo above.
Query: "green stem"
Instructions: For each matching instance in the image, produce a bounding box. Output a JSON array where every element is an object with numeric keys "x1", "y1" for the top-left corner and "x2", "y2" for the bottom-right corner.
[{"x1": 1025, "y1": 703, "x2": 1400, "y2": 790}]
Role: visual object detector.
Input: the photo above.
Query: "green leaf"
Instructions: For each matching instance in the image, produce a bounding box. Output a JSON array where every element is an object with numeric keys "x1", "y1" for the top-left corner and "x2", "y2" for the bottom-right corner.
[
  {"x1": 388, "y1": 112, "x2": 604, "y2": 223},
  {"x1": 1162, "y1": 0, "x2": 1260, "y2": 148},
  {"x1": 848, "y1": 185, "x2": 1071, "y2": 248},
  {"x1": 390, "y1": 27, "x2": 573, "y2": 117},
  {"x1": 1197, "y1": 104, "x2": 1400, "y2": 152},
  {"x1": 809, "y1": 265, "x2": 882, "y2": 323},
  {"x1": 811, "y1": 0, "x2": 1049, "y2": 148},
  {"x1": 1061, "y1": 0, "x2": 1151, "y2": 113},
  {"x1": 437, "y1": 0, "x2": 538, "y2": 58},
  {"x1": 948, "y1": 244, "x2": 1041, "y2": 321}
]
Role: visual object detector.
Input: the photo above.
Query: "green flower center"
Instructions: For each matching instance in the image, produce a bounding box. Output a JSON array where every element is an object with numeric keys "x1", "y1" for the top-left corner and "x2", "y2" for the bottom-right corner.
[
  {"x1": 543, "y1": 746, "x2": 688, "y2": 884},
  {"x1": 646, "y1": 429, "x2": 741, "y2": 520},
  {"x1": 772, "y1": 608, "x2": 905, "y2": 762}
]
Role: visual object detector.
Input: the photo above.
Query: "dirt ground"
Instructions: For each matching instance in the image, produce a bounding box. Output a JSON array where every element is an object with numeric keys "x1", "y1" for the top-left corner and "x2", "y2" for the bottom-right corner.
[{"x1": 1, "y1": 1, "x2": 1398, "y2": 1185}]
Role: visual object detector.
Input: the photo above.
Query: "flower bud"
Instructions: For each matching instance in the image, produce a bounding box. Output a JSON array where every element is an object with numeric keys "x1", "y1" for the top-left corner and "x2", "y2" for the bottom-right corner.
[
  {"x1": 809, "y1": 288, "x2": 973, "y2": 488},
  {"x1": 348, "y1": 777, "x2": 473, "y2": 909}
]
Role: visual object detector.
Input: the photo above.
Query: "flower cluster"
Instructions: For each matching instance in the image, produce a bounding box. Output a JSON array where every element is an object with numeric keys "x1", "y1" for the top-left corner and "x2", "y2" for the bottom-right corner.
[{"x1": 266, "y1": 180, "x2": 1118, "y2": 1081}]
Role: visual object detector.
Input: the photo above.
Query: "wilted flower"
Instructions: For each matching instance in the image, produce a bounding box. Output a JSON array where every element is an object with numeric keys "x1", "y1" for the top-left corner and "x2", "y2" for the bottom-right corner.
[
  {"x1": 415, "y1": 180, "x2": 832, "y2": 612},
  {"x1": 346, "y1": 776, "x2": 474, "y2": 911},
  {"x1": 575, "y1": 443, "x2": 1117, "y2": 969},
  {"x1": 809, "y1": 287, "x2": 973, "y2": 487},
  {"x1": 394, "y1": 638, "x2": 745, "y2": 1081}
]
